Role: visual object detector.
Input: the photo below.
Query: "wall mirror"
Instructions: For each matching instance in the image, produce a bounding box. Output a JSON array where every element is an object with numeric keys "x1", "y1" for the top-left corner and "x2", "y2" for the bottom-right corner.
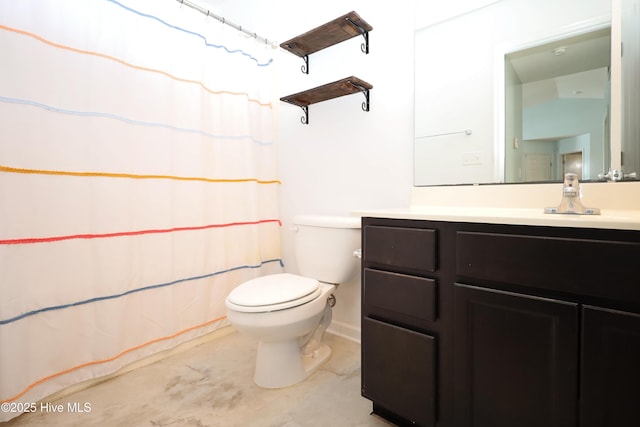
[
  {"x1": 414, "y1": 0, "x2": 638, "y2": 186},
  {"x1": 503, "y1": 28, "x2": 611, "y2": 183}
]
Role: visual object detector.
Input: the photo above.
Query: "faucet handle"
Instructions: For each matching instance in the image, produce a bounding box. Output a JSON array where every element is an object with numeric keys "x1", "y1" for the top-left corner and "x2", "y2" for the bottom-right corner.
[
  {"x1": 597, "y1": 169, "x2": 637, "y2": 181},
  {"x1": 564, "y1": 172, "x2": 579, "y2": 183},
  {"x1": 563, "y1": 173, "x2": 580, "y2": 195},
  {"x1": 597, "y1": 169, "x2": 623, "y2": 181}
]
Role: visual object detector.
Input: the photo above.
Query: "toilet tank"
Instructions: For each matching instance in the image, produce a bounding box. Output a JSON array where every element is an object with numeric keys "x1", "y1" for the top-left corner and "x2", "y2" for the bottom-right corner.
[{"x1": 293, "y1": 215, "x2": 361, "y2": 284}]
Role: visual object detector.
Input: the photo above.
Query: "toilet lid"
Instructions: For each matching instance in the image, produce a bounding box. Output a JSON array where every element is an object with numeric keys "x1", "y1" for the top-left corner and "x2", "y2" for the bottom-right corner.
[{"x1": 226, "y1": 273, "x2": 320, "y2": 312}]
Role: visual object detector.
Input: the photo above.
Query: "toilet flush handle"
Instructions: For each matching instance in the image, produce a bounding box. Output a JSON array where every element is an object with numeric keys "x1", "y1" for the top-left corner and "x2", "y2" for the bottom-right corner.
[
  {"x1": 353, "y1": 248, "x2": 362, "y2": 259},
  {"x1": 327, "y1": 294, "x2": 336, "y2": 307}
]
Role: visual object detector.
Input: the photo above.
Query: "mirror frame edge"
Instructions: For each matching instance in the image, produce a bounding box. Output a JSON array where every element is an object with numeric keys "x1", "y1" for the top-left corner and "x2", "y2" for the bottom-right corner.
[{"x1": 610, "y1": 0, "x2": 622, "y2": 172}]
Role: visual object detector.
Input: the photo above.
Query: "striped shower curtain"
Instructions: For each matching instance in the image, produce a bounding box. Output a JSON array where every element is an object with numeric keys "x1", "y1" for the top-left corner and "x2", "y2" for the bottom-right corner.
[{"x1": 0, "y1": 0, "x2": 281, "y2": 420}]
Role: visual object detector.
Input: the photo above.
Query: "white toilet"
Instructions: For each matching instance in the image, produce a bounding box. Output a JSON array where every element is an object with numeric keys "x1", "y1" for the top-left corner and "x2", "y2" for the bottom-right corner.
[{"x1": 225, "y1": 215, "x2": 361, "y2": 389}]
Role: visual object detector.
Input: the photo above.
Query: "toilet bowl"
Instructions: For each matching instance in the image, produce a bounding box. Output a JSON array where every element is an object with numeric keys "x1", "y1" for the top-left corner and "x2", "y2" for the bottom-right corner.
[
  {"x1": 224, "y1": 215, "x2": 361, "y2": 389},
  {"x1": 226, "y1": 274, "x2": 335, "y2": 388}
]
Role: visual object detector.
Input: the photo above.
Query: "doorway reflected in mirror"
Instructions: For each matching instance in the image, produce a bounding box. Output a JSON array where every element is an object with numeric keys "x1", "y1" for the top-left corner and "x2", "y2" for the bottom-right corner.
[{"x1": 505, "y1": 28, "x2": 611, "y2": 183}]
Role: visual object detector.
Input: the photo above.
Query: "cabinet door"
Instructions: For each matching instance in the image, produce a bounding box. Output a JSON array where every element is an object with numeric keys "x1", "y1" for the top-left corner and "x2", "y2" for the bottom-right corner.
[
  {"x1": 454, "y1": 283, "x2": 578, "y2": 427},
  {"x1": 362, "y1": 317, "x2": 436, "y2": 427},
  {"x1": 581, "y1": 306, "x2": 640, "y2": 427}
]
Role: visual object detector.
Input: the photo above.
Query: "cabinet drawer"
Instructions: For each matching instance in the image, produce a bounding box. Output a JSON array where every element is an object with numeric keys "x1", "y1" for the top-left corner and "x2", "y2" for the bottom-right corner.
[
  {"x1": 364, "y1": 225, "x2": 437, "y2": 272},
  {"x1": 364, "y1": 268, "x2": 437, "y2": 328},
  {"x1": 456, "y1": 231, "x2": 640, "y2": 304},
  {"x1": 362, "y1": 317, "x2": 436, "y2": 427}
]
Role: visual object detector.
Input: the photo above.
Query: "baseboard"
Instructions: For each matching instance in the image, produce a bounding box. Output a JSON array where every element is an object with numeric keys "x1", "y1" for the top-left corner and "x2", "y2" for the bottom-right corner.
[{"x1": 327, "y1": 320, "x2": 361, "y2": 344}]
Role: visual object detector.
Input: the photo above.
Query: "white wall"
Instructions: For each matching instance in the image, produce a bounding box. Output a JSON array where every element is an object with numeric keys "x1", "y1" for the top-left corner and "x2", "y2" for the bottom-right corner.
[
  {"x1": 201, "y1": 0, "x2": 639, "y2": 341},
  {"x1": 202, "y1": 0, "x2": 416, "y2": 340},
  {"x1": 278, "y1": 2, "x2": 415, "y2": 340}
]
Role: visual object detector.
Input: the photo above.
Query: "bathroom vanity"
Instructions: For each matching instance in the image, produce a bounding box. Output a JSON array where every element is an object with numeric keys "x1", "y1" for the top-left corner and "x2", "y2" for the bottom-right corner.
[{"x1": 359, "y1": 209, "x2": 640, "y2": 427}]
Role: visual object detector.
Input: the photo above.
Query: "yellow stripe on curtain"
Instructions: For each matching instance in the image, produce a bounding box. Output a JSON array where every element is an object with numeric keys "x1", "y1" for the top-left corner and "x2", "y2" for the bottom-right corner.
[{"x1": 0, "y1": 0, "x2": 281, "y2": 420}]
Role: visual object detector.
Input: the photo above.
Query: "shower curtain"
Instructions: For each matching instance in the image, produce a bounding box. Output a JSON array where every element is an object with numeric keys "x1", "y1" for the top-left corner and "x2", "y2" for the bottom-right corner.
[{"x1": 0, "y1": 0, "x2": 281, "y2": 420}]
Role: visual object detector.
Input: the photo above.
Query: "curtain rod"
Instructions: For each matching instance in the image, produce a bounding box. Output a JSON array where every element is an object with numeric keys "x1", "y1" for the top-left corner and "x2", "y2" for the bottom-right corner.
[{"x1": 178, "y1": 0, "x2": 278, "y2": 48}]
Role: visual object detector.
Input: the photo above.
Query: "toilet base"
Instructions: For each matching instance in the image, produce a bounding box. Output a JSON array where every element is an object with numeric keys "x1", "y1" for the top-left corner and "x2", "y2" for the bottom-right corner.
[{"x1": 254, "y1": 339, "x2": 331, "y2": 389}]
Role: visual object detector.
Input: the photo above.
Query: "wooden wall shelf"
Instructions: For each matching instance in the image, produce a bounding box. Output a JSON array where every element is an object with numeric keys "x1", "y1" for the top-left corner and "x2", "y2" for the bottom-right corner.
[
  {"x1": 280, "y1": 11, "x2": 372, "y2": 74},
  {"x1": 280, "y1": 76, "x2": 372, "y2": 124}
]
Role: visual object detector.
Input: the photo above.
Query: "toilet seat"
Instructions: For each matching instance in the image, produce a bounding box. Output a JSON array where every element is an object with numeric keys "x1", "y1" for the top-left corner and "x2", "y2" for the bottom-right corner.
[{"x1": 226, "y1": 273, "x2": 321, "y2": 313}]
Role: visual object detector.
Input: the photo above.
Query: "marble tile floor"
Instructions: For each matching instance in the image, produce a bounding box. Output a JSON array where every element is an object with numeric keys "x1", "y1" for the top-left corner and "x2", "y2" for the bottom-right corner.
[{"x1": 5, "y1": 330, "x2": 394, "y2": 427}]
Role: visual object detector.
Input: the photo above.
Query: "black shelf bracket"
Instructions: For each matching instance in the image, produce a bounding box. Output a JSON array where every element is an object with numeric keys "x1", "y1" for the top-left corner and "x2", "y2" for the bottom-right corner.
[
  {"x1": 299, "y1": 105, "x2": 309, "y2": 124},
  {"x1": 345, "y1": 17, "x2": 370, "y2": 54},
  {"x1": 301, "y1": 55, "x2": 309, "y2": 74},
  {"x1": 348, "y1": 80, "x2": 370, "y2": 112}
]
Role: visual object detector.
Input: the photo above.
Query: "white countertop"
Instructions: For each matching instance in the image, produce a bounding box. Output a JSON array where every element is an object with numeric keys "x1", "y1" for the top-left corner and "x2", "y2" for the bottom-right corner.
[
  {"x1": 353, "y1": 182, "x2": 640, "y2": 231},
  {"x1": 353, "y1": 206, "x2": 640, "y2": 231}
]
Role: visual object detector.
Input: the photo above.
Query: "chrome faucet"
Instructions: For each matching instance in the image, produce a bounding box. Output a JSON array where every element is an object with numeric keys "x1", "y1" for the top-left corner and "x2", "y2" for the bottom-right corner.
[{"x1": 544, "y1": 173, "x2": 600, "y2": 215}]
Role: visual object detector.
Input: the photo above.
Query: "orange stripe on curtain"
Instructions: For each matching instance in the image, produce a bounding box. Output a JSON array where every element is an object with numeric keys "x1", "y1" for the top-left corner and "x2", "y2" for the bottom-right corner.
[
  {"x1": 1, "y1": 315, "x2": 228, "y2": 403},
  {"x1": 0, "y1": 24, "x2": 273, "y2": 108},
  {"x1": 0, "y1": 165, "x2": 282, "y2": 185}
]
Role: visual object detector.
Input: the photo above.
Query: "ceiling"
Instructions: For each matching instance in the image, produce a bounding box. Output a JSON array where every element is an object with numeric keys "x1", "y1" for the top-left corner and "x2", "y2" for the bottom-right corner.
[
  {"x1": 508, "y1": 28, "x2": 611, "y2": 107},
  {"x1": 508, "y1": 28, "x2": 611, "y2": 83}
]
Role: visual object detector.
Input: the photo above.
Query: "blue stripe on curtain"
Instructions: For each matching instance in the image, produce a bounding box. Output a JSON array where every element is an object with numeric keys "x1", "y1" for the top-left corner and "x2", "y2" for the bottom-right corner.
[
  {"x1": 105, "y1": 0, "x2": 274, "y2": 66},
  {"x1": 0, "y1": 95, "x2": 274, "y2": 145},
  {"x1": 1, "y1": 258, "x2": 284, "y2": 326}
]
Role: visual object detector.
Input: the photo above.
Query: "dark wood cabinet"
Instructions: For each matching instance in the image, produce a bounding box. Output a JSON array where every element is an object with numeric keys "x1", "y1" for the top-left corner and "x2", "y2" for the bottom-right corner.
[
  {"x1": 364, "y1": 225, "x2": 437, "y2": 273},
  {"x1": 361, "y1": 219, "x2": 445, "y2": 426},
  {"x1": 581, "y1": 306, "x2": 640, "y2": 427},
  {"x1": 362, "y1": 318, "x2": 436, "y2": 427},
  {"x1": 453, "y1": 283, "x2": 578, "y2": 427},
  {"x1": 364, "y1": 268, "x2": 437, "y2": 327},
  {"x1": 361, "y1": 217, "x2": 640, "y2": 427}
]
